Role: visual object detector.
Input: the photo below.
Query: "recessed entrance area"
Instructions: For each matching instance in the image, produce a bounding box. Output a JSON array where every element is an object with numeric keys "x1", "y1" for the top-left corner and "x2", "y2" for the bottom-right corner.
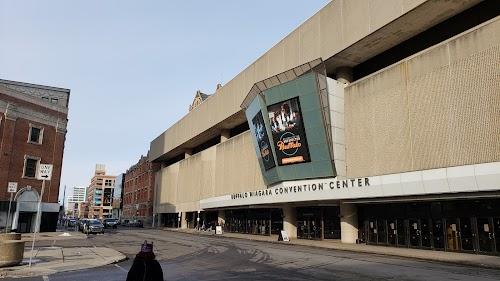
[{"x1": 358, "y1": 199, "x2": 500, "y2": 255}]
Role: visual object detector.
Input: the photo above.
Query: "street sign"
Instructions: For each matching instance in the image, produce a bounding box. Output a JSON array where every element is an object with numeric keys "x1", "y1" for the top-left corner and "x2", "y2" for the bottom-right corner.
[
  {"x1": 279, "y1": 230, "x2": 290, "y2": 242},
  {"x1": 215, "y1": 226, "x2": 223, "y2": 235},
  {"x1": 37, "y1": 164, "x2": 53, "y2": 180},
  {"x1": 7, "y1": 182, "x2": 17, "y2": 193}
]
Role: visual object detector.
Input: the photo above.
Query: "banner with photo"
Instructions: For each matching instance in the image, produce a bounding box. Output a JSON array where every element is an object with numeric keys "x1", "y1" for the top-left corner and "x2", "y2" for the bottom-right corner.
[
  {"x1": 267, "y1": 97, "x2": 310, "y2": 166},
  {"x1": 252, "y1": 111, "x2": 276, "y2": 170}
]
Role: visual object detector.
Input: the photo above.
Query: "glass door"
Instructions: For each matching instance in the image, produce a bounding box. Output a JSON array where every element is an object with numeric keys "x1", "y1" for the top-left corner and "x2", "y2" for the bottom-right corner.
[
  {"x1": 421, "y1": 219, "x2": 432, "y2": 248},
  {"x1": 459, "y1": 217, "x2": 474, "y2": 252},
  {"x1": 397, "y1": 219, "x2": 407, "y2": 247},
  {"x1": 477, "y1": 217, "x2": 495, "y2": 254},
  {"x1": 377, "y1": 220, "x2": 388, "y2": 245},
  {"x1": 432, "y1": 219, "x2": 445, "y2": 250},
  {"x1": 494, "y1": 218, "x2": 500, "y2": 255},
  {"x1": 409, "y1": 219, "x2": 421, "y2": 248},
  {"x1": 387, "y1": 219, "x2": 397, "y2": 246},
  {"x1": 446, "y1": 219, "x2": 460, "y2": 251},
  {"x1": 368, "y1": 220, "x2": 377, "y2": 244}
]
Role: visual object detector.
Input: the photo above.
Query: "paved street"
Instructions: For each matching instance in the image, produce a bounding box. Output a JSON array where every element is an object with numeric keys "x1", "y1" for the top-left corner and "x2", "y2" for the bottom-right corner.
[{"x1": 8, "y1": 228, "x2": 500, "y2": 281}]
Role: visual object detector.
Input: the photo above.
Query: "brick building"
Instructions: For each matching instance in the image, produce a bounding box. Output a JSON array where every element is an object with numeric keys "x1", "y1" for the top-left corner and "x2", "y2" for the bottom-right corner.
[
  {"x1": 86, "y1": 164, "x2": 116, "y2": 219},
  {"x1": 123, "y1": 152, "x2": 159, "y2": 225},
  {"x1": 0, "y1": 79, "x2": 69, "y2": 233}
]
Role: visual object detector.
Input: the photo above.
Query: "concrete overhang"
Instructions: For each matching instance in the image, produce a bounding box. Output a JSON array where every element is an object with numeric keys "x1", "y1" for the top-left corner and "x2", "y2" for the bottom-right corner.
[
  {"x1": 150, "y1": 0, "x2": 483, "y2": 164},
  {"x1": 324, "y1": 0, "x2": 482, "y2": 73}
]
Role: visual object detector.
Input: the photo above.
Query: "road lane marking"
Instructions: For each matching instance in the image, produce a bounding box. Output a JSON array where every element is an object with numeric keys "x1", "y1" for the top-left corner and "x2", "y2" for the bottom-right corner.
[
  {"x1": 42, "y1": 275, "x2": 50, "y2": 281},
  {"x1": 114, "y1": 264, "x2": 128, "y2": 272}
]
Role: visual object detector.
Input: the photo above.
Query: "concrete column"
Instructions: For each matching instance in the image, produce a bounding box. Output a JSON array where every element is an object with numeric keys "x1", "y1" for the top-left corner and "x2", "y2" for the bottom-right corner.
[
  {"x1": 340, "y1": 203, "x2": 358, "y2": 244},
  {"x1": 217, "y1": 210, "x2": 225, "y2": 225},
  {"x1": 335, "y1": 66, "x2": 353, "y2": 85},
  {"x1": 282, "y1": 205, "x2": 297, "y2": 239},
  {"x1": 180, "y1": 212, "x2": 188, "y2": 229},
  {"x1": 184, "y1": 149, "x2": 193, "y2": 159},
  {"x1": 220, "y1": 129, "x2": 230, "y2": 142}
]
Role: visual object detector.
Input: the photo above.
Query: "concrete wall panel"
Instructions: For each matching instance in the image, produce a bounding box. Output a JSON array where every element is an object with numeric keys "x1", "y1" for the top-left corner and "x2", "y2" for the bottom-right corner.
[{"x1": 346, "y1": 18, "x2": 500, "y2": 178}]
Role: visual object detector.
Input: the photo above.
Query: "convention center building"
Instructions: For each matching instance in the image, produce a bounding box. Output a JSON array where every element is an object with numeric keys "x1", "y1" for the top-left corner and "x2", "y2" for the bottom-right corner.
[{"x1": 150, "y1": 0, "x2": 500, "y2": 255}]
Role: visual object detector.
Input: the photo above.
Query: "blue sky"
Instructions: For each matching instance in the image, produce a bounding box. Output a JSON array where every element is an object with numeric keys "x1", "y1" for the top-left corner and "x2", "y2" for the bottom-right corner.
[{"x1": 0, "y1": 0, "x2": 329, "y2": 201}]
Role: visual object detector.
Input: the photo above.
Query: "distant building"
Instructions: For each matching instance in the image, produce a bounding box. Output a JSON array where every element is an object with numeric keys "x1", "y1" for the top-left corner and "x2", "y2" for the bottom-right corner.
[
  {"x1": 112, "y1": 174, "x2": 124, "y2": 219},
  {"x1": 86, "y1": 164, "x2": 116, "y2": 219},
  {"x1": 123, "y1": 152, "x2": 159, "y2": 225},
  {"x1": 0, "y1": 79, "x2": 69, "y2": 233},
  {"x1": 188, "y1": 90, "x2": 211, "y2": 112},
  {"x1": 65, "y1": 186, "x2": 86, "y2": 218}
]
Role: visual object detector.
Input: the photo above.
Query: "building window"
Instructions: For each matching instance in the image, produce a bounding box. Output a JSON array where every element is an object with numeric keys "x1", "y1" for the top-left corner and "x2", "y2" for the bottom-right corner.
[
  {"x1": 28, "y1": 125, "x2": 43, "y2": 144},
  {"x1": 105, "y1": 179, "x2": 113, "y2": 186},
  {"x1": 23, "y1": 156, "x2": 39, "y2": 178},
  {"x1": 42, "y1": 97, "x2": 50, "y2": 102},
  {"x1": 50, "y1": 98, "x2": 59, "y2": 104}
]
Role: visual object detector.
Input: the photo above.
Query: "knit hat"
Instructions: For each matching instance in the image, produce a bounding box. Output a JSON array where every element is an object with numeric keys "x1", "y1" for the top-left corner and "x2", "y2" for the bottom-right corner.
[{"x1": 140, "y1": 240, "x2": 153, "y2": 253}]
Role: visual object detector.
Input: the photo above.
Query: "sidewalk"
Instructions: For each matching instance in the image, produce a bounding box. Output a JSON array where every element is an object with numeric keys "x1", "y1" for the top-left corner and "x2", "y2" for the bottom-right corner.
[
  {"x1": 0, "y1": 232, "x2": 126, "y2": 279},
  {"x1": 165, "y1": 228, "x2": 500, "y2": 269}
]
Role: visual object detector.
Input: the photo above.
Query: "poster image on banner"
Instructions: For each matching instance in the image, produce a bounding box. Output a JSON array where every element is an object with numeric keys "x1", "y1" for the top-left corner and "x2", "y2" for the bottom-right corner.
[
  {"x1": 267, "y1": 97, "x2": 310, "y2": 166},
  {"x1": 252, "y1": 111, "x2": 276, "y2": 170}
]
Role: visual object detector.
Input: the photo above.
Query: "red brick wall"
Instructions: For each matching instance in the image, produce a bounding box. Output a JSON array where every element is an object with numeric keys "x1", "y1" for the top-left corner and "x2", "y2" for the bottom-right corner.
[
  {"x1": 0, "y1": 111, "x2": 66, "y2": 203},
  {"x1": 123, "y1": 159, "x2": 160, "y2": 219}
]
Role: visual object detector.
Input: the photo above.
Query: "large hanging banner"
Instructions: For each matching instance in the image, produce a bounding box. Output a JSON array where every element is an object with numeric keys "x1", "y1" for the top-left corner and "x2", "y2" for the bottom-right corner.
[
  {"x1": 267, "y1": 97, "x2": 310, "y2": 166},
  {"x1": 252, "y1": 111, "x2": 276, "y2": 170}
]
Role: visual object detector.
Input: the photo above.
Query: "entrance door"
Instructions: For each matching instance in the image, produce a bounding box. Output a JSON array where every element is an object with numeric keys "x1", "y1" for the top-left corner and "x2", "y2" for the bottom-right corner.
[
  {"x1": 377, "y1": 220, "x2": 387, "y2": 245},
  {"x1": 368, "y1": 220, "x2": 377, "y2": 244},
  {"x1": 494, "y1": 218, "x2": 500, "y2": 255},
  {"x1": 459, "y1": 217, "x2": 475, "y2": 252},
  {"x1": 297, "y1": 208, "x2": 322, "y2": 240},
  {"x1": 446, "y1": 219, "x2": 460, "y2": 251},
  {"x1": 477, "y1": 217, "x2": 495, "y2": 254},
  {"x1": 432, "y1": 219, "x2": 445, "y2": 250},
  {"x1": 387, "y1": 219, "x2": 397, "y2": 246},
  {"x1": 409, "y1": 219, "x2": 421, "y2": 247},
  {"x1": 421, "y1": 219, "x2": 432, "y2": 248},
  {"x1": 18, "y1": 212, "x2": 35, "y2": 233},
  {"x1": 396, "y1": 219, "x2": 407, "y2": 247}
]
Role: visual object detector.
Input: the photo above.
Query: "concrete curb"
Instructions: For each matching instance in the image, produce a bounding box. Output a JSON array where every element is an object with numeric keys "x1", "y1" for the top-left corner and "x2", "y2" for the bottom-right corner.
[
  {"x1": 163, "y1": 228, "x2": 500, "y2": 270},
  {"x1": 0, "y1": 247, "x2": 127, "y2": 279}
]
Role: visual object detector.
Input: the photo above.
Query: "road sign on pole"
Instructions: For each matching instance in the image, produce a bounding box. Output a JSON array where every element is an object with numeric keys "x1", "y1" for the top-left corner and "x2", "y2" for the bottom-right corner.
[
  {"x1": 37, "y1": 164, "x2": 53, "y2": 181},
  {"x1": 30, "y1": 164, "x2": 51, "y2": 267},
  {"x1": 5, "y1": 182, "x2": 17, "y2": 233},
  {"x1": 7, "y1": 182, "x2": 17, "y2": 193}
]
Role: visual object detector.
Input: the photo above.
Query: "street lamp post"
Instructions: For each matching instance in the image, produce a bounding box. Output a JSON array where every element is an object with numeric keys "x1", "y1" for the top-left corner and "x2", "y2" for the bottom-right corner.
[{"x1": 28, "y1": 164, "x2": 53, "y2": 268}]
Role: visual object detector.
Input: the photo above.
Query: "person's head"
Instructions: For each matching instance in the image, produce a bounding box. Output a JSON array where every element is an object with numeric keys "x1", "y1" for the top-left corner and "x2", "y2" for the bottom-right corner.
[{"x1": 136, "y1": 240, "x2": 155, "y2": 260}]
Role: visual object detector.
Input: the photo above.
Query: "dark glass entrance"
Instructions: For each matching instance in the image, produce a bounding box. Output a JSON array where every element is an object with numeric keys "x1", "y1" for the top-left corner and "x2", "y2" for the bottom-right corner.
[
  {"x1": 477, "y1": 217, "x2": 495, "y2": 253},
  {"x1": 432, "y1": 219, "x2": 445, "y2": 250},
  {"x1": 459, "y1": 217, "x2": 474, "y2": 252},
  {"x1": 421, "y1": 219, "x2": 432, "y2": 248},
  {"x1": 18, "y1": 212, "x2": 35, "y2": 233},
  {"x1": 358, "y1": 199, "x2": 500, "y2": 255},
  {"x1": 224, "y1": 209, "x2": 273, "y2": 235},
  {"x1": 446, "y1": 219, "x2": 459, "y2": 251},
  {"x1": 324, "y1": 207, "x2": 340, "y2": 239},
  {"x1": 297, "y1": 207, "x2": 322, "y2": 240},
  {"x1": 409, "y1": 219, "x2": 420, "y2": 247}
]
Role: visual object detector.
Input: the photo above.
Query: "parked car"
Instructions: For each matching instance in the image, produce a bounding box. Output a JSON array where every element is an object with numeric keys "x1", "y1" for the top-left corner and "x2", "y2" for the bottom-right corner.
[
  {"x1": 103, "y1": 218, "x2": 119, "y2": 229},
  {"x1": 127, "y1": 219, "x2": 144, "y2": 228},
  {"x1": 85, "y1": 219, "x2": 105, "y2": 234},
  {"x1": 78, "y1": 218, "x2": 89, "y2": 232},
  {"x1": 67, "y1": 218, "x2": 77, "y2": 227}
]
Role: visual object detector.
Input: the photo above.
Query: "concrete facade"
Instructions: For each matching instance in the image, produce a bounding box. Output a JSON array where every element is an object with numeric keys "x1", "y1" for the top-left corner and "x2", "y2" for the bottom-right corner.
[{"x1": 150, "y1": 1, "x2": 500, "y2": 254}]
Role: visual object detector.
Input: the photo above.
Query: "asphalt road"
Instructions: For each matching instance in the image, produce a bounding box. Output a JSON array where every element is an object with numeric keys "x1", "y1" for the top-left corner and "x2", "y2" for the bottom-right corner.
[{"x1": 12, "y1": 228, "x2": 500, "y2": 281}]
